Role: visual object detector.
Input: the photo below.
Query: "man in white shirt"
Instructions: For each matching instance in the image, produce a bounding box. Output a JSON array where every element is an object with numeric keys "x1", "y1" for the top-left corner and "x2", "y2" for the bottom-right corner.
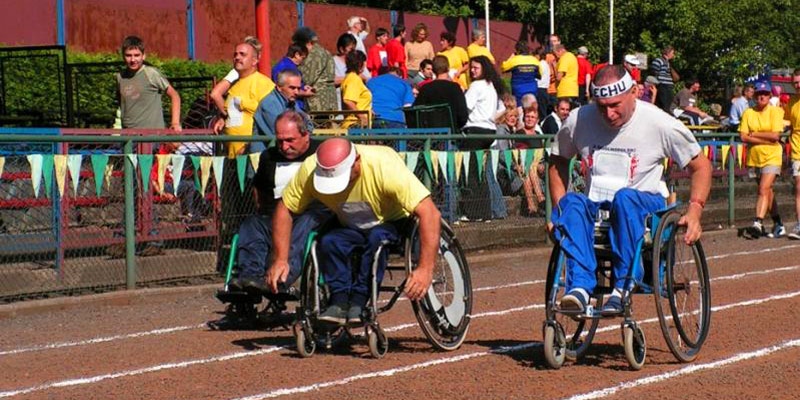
[
  {"x1": 548, "y1": 65, "x2": 711, "y2": 315},
  {"x1": 346, "y1": 16, "x2": 370, "y2": 54}
]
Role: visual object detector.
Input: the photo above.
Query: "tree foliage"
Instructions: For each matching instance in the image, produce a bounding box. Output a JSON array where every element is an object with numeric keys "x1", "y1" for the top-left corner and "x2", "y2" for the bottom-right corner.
[{"x1": 325, "y1": 0, "x2": 800, "y2": 96}]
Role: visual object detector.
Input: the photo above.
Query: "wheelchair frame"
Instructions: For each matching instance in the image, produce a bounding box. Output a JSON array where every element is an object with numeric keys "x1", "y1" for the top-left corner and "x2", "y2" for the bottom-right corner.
[
  {"x1": 294, "y1": 217, "x2": 473, "y2": 358},
  {"x1": 542, "y1": 207, "x2": 711, "y2": 370}
]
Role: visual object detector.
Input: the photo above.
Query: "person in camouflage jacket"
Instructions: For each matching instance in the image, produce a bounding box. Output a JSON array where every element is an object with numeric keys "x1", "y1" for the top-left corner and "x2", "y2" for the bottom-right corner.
[{"x1": 294, "y1": 27, "x2": 337, "y2": 112}]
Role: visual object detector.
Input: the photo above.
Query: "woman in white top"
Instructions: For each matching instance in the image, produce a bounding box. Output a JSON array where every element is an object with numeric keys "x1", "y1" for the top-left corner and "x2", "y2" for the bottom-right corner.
[
  {"x1": 463, "y1": 55, "x2": 506, "y2": 150},
  {"x1": 460, "y1": 55, "x2": 508, "y2": 221}
]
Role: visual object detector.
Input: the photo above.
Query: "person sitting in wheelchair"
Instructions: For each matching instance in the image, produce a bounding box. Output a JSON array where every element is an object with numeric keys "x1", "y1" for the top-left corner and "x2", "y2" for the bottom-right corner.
[
  {"x1": 268, "y1": 137, "x2": 441, "y2": 326},
  {"x1": 228, "y1": 110, "x2": 330, "y2": 304},
  {"x1": 547, "y1": 65, "x2": 712, "y2": 315}
]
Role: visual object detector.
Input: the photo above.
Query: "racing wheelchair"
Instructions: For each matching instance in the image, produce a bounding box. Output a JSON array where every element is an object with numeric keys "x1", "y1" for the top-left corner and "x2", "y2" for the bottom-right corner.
[
  {"x1": 543, "y1": 205, "x2": 711, "y2": 370},
  {"x1": 293, "y1": 217, "x2": 472, "y2": 358}
]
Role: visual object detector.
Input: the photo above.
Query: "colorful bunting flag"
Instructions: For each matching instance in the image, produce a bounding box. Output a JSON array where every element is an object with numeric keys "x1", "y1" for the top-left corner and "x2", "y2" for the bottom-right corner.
[
  {"x1": 54, "y1": 155, "x2": 67, "y2": 197},
  {"x1": 171, "y1": 155, "x2": 186, "y2": 196},
  {"x1": 91, "y1": 154, "x2": 109, "y2": 197},
  {"x1": 27, "y1": 154, "x2": 43, "y2": 198},
  {"x1": 67, "y1": 154, "x2": 82, "y2": 196}
]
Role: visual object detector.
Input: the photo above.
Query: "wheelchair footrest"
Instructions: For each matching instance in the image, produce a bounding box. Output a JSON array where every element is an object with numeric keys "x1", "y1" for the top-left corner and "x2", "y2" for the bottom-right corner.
[{"x1": 216, "y1": 289, "x2": 262, "y2": 304}]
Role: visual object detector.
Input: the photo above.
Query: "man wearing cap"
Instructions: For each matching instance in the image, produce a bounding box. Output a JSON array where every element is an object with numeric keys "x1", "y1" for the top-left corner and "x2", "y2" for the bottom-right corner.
[
  {"x1": 295, "y1": 27, "x2": 337, "y2": 113},
  {"x1": 576, "y1": 46, "x2": 592, "y2": 105},
  {"x1": 623, "y1": 54, "x2": 641, "y2": 83},
  {"x1": 548, "y1": 65, "x2": 711, "y2": 315},
  {"x1": 740, "y1": 80, "x2": 786, "y2": 239},
  {"x1": 268, "y1": 138, "x2": 442, "y2": 325}
]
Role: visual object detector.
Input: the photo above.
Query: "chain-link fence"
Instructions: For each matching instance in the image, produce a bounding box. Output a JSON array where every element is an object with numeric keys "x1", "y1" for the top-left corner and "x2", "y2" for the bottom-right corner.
[{"x1": 0, "y1": 129, "x2": 776, "y2": 303}]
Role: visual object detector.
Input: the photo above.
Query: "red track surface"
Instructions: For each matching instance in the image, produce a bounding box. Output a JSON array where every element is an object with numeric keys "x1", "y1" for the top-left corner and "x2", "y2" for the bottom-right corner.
[{"x1": 1, "y1": 230, "x2": 799, "y2": 399}]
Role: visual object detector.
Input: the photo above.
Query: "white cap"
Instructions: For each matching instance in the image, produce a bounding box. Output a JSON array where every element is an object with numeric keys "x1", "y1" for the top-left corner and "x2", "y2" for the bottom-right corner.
[
  {"x1": 313, "y1": 143, "x2": 356, "y2": 194},
  {"x1": 624, "y1": 54, "x2": 640, "y2": 66}
]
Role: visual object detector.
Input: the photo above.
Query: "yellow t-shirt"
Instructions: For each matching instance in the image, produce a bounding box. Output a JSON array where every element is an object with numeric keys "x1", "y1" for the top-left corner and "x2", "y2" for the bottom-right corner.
[
  {"x1": 740, "y1": 105, "x2": 784, "y2": 167},
  {"x1": 556, "y1": 51, "x2": 578, "y2": 98},
  {"x1": 282, "y1": 145, "x2": 431, "y2": 229},
  {"x1": 341, "y1": 72, "x2": 372, "y2": 129},
  {"x1": 467, "y1": 43, "x2": 495, "y2": 64},
  {"x1": 438, "y1": 46, "x2": 470, "y2": 90},
  {"x1": 786, "y1": 95, "x2": 800, "y2": 160},
  {"x1": 224, "y1": 72, "x2": 275, "y2": 158}
]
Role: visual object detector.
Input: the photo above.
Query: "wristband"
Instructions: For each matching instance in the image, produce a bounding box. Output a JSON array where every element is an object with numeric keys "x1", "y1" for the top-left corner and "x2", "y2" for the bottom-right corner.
[{"x1": 689, "y1": 198, "x2": 705, "y2": 209}]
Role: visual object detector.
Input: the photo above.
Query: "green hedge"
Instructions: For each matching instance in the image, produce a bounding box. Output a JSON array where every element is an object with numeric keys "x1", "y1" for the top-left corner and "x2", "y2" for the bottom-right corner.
[{"x1": 1, "y1": 48, "x2": 230, "y2": 128}]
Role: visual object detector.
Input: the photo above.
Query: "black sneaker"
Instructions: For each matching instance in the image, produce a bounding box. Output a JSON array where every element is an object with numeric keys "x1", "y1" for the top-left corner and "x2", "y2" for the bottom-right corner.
[{"x1": 318, "y1": 304, "x2": 347, "y2": 325}]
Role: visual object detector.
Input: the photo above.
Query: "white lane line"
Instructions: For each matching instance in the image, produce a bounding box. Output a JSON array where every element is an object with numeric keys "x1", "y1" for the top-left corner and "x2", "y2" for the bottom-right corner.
[
  {"x1": 233, "y1": 342, "x2": 540, "y2": 400},
  {"x1": 3, "y1": 287, "x2": 800, "y2": 399},
  {"x1": 0, "y1": 324, "x2": 205, "y2": 357},
  {"x1": 563, "y1": 338, "x2": 800, "y2": 400},
  {"x1": 3, "y1": 248, "x2": 798, "y2": 358},
  {"x1": 0, "y1": 346, "x2": 286, "y2": 399}
]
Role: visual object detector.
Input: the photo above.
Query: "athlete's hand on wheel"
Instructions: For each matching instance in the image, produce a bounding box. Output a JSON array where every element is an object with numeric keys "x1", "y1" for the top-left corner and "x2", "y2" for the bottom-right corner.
[
  {"x1": 405, "y1": 266, "x2": 433, "y2": 301},
  {"x1": 267, "y1": 261, "x2": 290, "y2": 293}
]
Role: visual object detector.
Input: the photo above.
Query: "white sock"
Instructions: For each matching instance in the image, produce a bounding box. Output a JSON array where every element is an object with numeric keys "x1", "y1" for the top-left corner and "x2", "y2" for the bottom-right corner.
[{"x1": 611, "y1": 288, "x2": 622, "y2": 298}]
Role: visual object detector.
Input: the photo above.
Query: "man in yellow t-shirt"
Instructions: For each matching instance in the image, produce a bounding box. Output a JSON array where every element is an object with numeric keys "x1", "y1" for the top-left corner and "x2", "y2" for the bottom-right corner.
[
  {"x1": 268, "y1": 138, "x2": 442, "y2": 325},
  {"x1": 438, "y1": 31, "x2": 470, "y2": 90},
  {"x1": 740, "y1": 80, "x2": 785, "y2": 238},
  {"x1": 212, "y1": 39, "x2": 275, "y2": 158},
  {"x1": 786, "y1": 69, "x2": 800, "y2": 239},
  {"x1": 553, "y1": 44, "x2": 578, "y2": 100}
]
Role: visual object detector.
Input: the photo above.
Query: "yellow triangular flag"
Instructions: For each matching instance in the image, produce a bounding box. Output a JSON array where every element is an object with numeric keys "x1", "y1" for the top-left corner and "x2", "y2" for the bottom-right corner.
[
  {"x1": 721, "y1": 145, "x2": 730, "y2": 170},
  {"x1": 200, "y1": 156, "x2": 213, "y2": 194},
  {"x1": 454, "y1": 152, "x2": 464, "y2": 182},
  {"x1": 663, "y1": 158, "x2": 668, "y2": 171},
  {"x1": 398, "y1": 152, "x2": 406, "y2": 162},
  {"x1": 156, "y1": 154, "x2": 172, "y2": 195},
  {"x1": 430, "y1": 151, "x2": 440, "y2": 183},
  {"x1": 737, "y1": 144, "x2": 744, "y2": 168},
  {"x1": 54, "y1": 155, "x2": 68, "y2": 197},
  {"x1": 249, "y1": 152, "x2": 261, "y2": 173},
  {"x1": 104, "y1": 163, "x2": 114, "y2": 192},
  {"x1": 702, "y1": 146, "x2": 709, "y2": 158},
  {"x1": 0, "y1": 157, "x2": 5, "y2": 182}
]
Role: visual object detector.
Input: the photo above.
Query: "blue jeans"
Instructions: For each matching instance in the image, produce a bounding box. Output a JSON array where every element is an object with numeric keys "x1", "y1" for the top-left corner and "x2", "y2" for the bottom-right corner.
[
  {"x1": 552, "y1": 189, "x2": 665, "y2": 294},
  {"x1": 317, "y1": 222, "x2": 401, "y2": 307},
  {"x1": 237, "y1": 207, "x2": 330, "y2": 289},
  {"x1": 486, "y1": 161, "x2": 507, "y2": 219}
]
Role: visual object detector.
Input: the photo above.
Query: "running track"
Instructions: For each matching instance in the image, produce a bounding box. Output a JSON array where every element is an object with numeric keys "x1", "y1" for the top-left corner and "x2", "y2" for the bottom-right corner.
[{"x1": 1, "y1": 230, "x2": 799, "y2": 399}]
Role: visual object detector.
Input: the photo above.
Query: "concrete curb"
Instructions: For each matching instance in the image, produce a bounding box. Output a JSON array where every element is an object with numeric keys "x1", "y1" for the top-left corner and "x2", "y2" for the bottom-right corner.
[{"x1": 0, "y1": 227, "x2": 742, "y2": 321}]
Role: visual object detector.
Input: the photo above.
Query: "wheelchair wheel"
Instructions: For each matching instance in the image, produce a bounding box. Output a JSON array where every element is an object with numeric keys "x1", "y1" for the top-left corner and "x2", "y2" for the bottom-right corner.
[
  {"x1": 366, "y1": 325, "x2": 389, "y2": 358},
  {"x1": 409, "y1": 220, "x2": 472, "y2": 351},
  {"x1": 651, "y1": 211, "x2": 711, "y2": 363},
  {"x1": 623, "y1": 322, "x2": 646, "y2": 370},
  {"x1": 544, "y1": 244, "x2": 598, "y2": 360},
  {"x1": 294, "y1": 322, "x2": 316, "y2": 358},
  {"x1": 543, "y1": 323, "x2": 566, "y2": 369}
]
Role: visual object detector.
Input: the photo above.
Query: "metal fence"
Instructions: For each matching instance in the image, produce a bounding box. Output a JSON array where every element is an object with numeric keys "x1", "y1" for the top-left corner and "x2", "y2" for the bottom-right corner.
[{"x1": 0, "y1": 129, "x2": 788, "y2": 303}]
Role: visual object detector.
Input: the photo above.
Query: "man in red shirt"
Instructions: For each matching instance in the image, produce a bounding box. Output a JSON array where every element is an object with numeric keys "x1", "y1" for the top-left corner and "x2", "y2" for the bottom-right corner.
[
  {"x1": 624, "y1": 54, "x2": 642, "y2": 83},
  {"x1": 385, "y1": 25, "x2": 408, "y2": 79},
  {"x1": 366, "y1": 28, "x2": 391, "y2": 77},
  {"x1": 576, "y1": 46, "x2": 593, "y2": 105}
]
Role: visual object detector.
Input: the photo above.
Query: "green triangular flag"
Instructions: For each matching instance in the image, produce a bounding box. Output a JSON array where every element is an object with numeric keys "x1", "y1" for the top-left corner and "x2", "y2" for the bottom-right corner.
[
  {"x1": 447, "y1": 151, "x2": 455, "y2": 182},
  {"x1": 524, "y1": 149, "x2": 534, "y2": 173},
  {"x1": 236, "y1": 155, "x2": 247, "y2": 193},
  {"x1": 437, "y1": 151, "x2": 448, "y2": 183},
  {"x1": 138, "y1": 154, "x2": 154, "y2": 193},
  {"x1": 41, "y1": 154, "x2": 54, "y2": 198},
  {"x1": 475, "y1": 150, "x2": 484, "y2": 182},
  {"x1": 423, "y1": 151, "x2": 434, "y2": 180},
  {"x1": 91, "y1": 154, "x2": 109, "y2": 196},
  {"x1": 463, "y1": 152, "x2": 471, "y2": 183},
  {"x1": 191, "y1": 155, "x2": 201, "y2": 191},
  {"x1": 406, "y1": 151, "x2": 419, "y2": 173},
  {"x1": 27, "y1": 154, "x2": 43, "y2": 198},
  {"x1": 503, "y1": 149, "x2": 514, "y2": 181}
]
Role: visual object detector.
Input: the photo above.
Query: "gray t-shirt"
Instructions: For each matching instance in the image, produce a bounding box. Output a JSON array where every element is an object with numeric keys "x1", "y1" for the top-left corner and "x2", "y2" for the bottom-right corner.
[
  {"x1": 117, "y1": 65, "x2": 170, "y2": 128},
  {"x1": 551, "y1": 100, "x2": 701, "y2": 198}
]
